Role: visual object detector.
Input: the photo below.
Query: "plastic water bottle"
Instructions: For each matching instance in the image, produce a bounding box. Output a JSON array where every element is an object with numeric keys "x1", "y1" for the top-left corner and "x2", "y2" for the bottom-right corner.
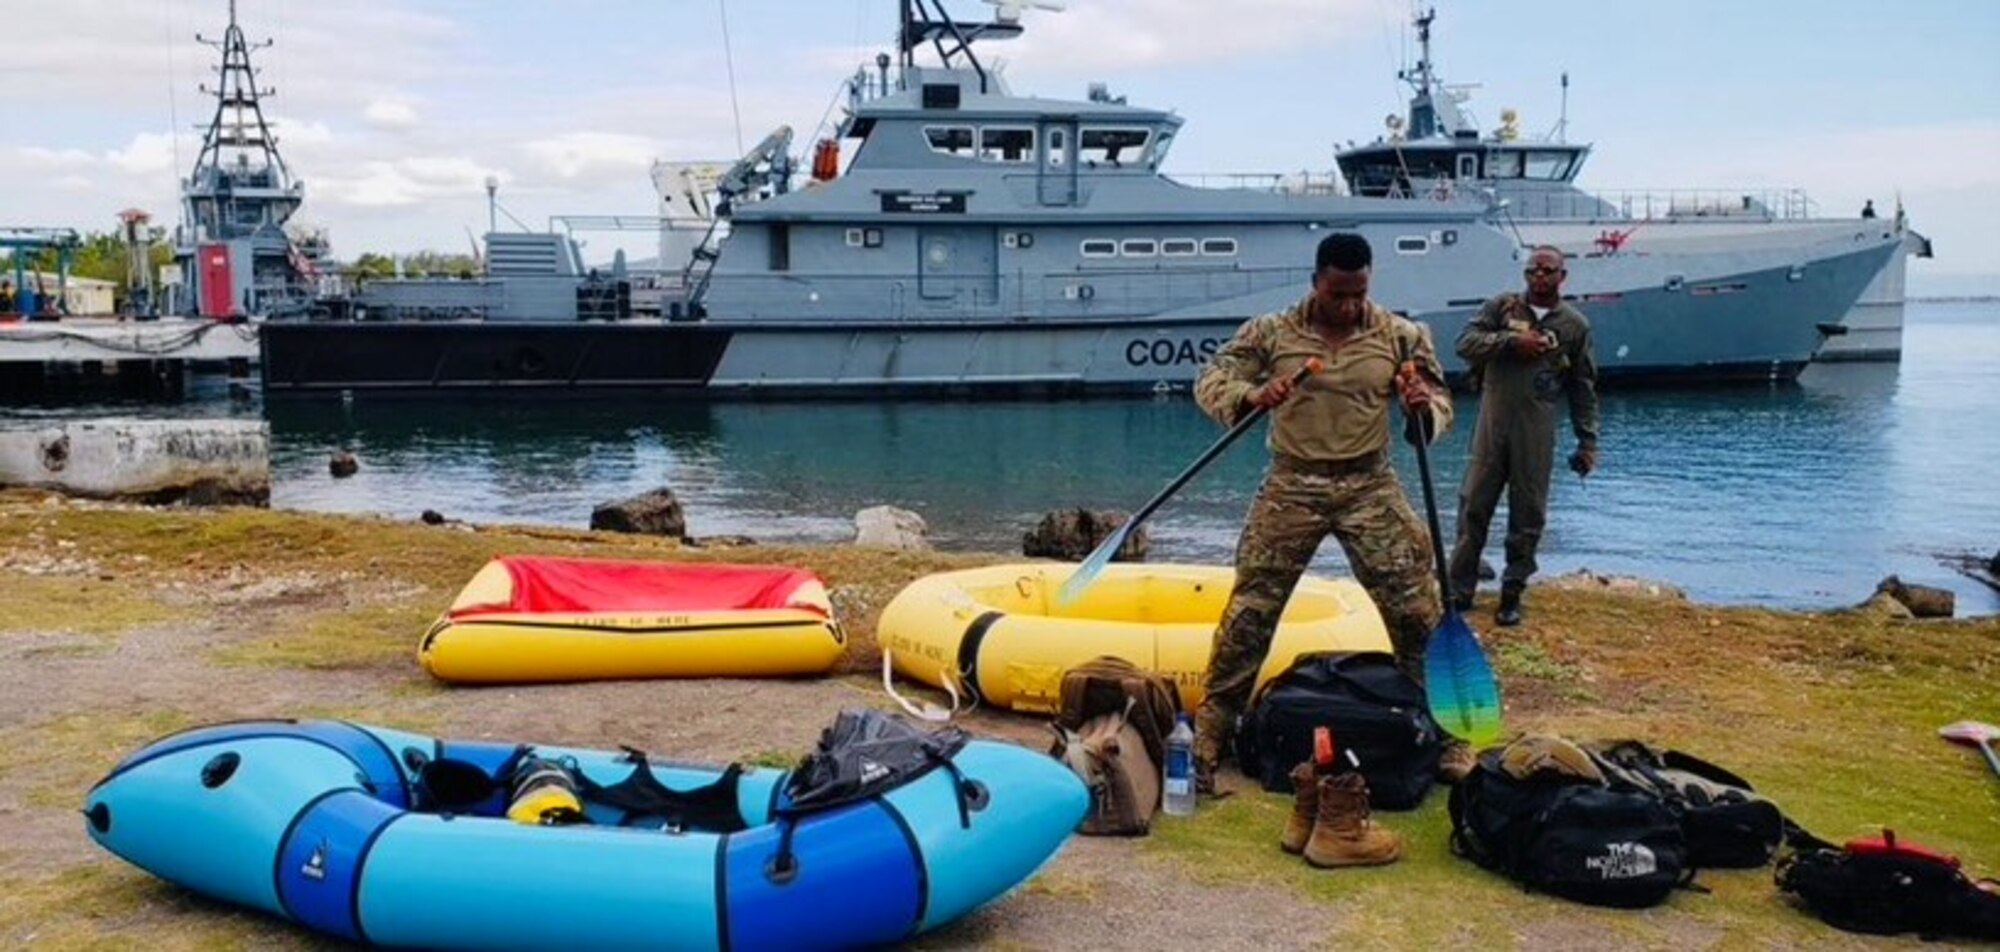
[{"x1": 1162, "y1": 714, "x2": 1197, "y2": 816}]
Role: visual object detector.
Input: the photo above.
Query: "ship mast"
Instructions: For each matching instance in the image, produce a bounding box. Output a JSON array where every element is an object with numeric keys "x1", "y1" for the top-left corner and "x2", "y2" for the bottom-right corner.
[
  {"x1": 173, "y1": 0, "x2": 312, "y2": 318},
  {"x1": 186, "y1": 0, "x2": 298, "y2": 240},
  {"x1": 897, "y1": 0, "x2": 1030, "y2": 93},
  {"x1": 1397, "y1": 6, "x2": 1441, "y2": 140}
]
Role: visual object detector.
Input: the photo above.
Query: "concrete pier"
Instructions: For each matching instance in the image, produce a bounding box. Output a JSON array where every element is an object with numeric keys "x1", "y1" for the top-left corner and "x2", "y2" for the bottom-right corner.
[
  {"x1": 0, "y1": 419, "x2": 270, "y2": 505},
  {"x1": 0, "y1": 318, "x2": 259, "y2": 400},
  {"x1": 0, "y1": 318, "x2": 258, "y2": 362}
]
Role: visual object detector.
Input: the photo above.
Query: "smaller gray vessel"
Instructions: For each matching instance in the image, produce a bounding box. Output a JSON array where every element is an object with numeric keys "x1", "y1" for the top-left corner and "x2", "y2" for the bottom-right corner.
[{"x1": 1331, "y1": 7, "x2": 1927, "y2": 362}]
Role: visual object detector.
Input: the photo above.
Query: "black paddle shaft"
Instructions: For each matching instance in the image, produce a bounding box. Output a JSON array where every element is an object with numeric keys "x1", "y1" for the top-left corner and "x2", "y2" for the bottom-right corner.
[
  {"x1": 1121, "y1": 360, "x2": 1324, "y2": 535},
  {"x1": 1399, "y1": 344, "x2": 1456, "y2": 600}
]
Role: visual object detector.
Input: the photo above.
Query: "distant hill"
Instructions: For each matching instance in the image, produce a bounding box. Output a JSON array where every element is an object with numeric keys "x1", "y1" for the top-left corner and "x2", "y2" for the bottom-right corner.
[{"x1": 1909, "y1": 272, "x2": 2000, "y2": 300}]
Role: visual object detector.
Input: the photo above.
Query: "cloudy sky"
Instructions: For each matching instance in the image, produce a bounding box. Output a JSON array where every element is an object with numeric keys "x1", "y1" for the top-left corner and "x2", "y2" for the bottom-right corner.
[{"x1": 3, "y1": 0, "x2": 1995, "y2": 291}]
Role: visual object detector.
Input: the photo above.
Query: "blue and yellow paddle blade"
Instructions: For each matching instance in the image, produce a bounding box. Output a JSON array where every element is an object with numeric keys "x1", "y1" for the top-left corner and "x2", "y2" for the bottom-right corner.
[
  {"x1": 1425, "y1": 610, "x2": 1503, "y2": 747},
  {"x1": 1055, "y1": 523, "x2": 1128, "y2": 608}
]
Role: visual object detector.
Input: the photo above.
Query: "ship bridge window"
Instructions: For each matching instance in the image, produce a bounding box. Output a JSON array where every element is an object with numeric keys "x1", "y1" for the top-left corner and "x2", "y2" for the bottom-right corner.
[
  {"x1": 924, "y1": 125, "x2": 976, "y2": 157},
  {"x1": 979, "y1": 127, "x2": 1035, "y2": 163},
  {"x1": 1081, "y1": 239, "x2": 1117, "y2": 257},
  {"x1": 1161, "y1": 238, "x2": 1198, "y2": 256},
  {"x1": 1486, "y1": 150, "x2": 1522, "y2": 178},
  {"x1": 1121, "y1": 239, "x2": 1157, "y2": 257},
  {"x1": 1149, "y1": 131, "x2": 1176, "y2": 169},
  {"x1": 1200, "y1": 238, "x2": 1238, "y2": 256},
  {"x1": 1080, "y1": 127, "x2": 1152, "y2": 167},
  {"x1": 1524, "y1": 151, "x2": 1576, "y2": 181}
]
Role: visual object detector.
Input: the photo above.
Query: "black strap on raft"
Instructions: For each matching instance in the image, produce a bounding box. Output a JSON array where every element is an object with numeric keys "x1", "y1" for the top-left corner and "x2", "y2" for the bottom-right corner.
[
  {"x1": 574, "y1": 749, "x2": 748, "y2": 834},
  {"x1": 414, "y1": 745, "x2": 531, "y2": 815}
]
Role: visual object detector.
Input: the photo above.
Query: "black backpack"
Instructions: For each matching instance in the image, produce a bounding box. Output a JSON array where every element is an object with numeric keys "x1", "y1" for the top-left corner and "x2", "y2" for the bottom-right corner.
[
  {"x1": 1777, "y1": 831, "x2": 2000, "y2": 940},
  {"x1": 1234, "y1": 651, "x2": 1443, "y2": 810},
  {"x1": 1585, "y1": 741, "x2": 1789, "y2": 869},
  {"x1": 1450, "y1": 751, "x2": 1692, "y2": 908}
]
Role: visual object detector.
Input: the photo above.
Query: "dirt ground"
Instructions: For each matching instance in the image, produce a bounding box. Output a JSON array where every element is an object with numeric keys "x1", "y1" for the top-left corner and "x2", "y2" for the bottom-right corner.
[{"x1": 1, "y1": 493, "x2": 1993, "y2": 949}]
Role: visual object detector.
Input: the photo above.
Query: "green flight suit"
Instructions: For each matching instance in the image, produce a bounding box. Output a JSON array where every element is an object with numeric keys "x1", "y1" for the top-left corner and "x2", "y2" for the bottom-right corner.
[{"x1": 1447, "y1": 293, "x2": 1600, "y2": 599}]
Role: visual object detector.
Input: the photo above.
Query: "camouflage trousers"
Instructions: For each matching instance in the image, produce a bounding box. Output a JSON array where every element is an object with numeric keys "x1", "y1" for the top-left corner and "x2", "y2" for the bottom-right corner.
[{"x1": 1193, "y1": 454, "x2": 1442, "y2": 776}]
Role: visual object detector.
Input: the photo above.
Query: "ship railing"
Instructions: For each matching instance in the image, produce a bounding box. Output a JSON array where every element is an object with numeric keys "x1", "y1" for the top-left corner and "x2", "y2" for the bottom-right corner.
[
  {"x1": 1169, "y1": 172, "x2": 1347, "y2": 195},
  {"x1": 1591, "y1": 187, "x2": 1818, "y2": 221},
  {"x1": 701, "y1": 264, "x2": 1315, "y2": 323}
]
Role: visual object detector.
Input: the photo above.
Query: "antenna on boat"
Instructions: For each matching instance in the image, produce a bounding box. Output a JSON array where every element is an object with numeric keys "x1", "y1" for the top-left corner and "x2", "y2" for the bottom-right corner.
[
  {"x1": 1399, "y1": 6, "x2": 1436, "y2": 101},
  {"x1": 900, "y1": 0, "x2": 1052, "y2": 92},
  {"x1": 1555, "y1": 71, "x2": 1570, "y2": 143}
]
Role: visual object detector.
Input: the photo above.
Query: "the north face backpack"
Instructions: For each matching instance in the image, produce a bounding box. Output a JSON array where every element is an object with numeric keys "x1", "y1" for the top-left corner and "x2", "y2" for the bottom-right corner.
[
  {"x1": 1585, "y1": 741, "x2": 1790, "y2": 869},
  {"x1": 1235, "y1": 651, "x2": 1443, "y2": 809},
  {"x1": 1450, "y1": 745, "x2": 1692, "y2": 908},
  {"x1": 1777, "y1": 830, "x2": 2000, "y2": 940},
  {"x1": 1046, "y1": 656, "x2": 1180, "y2": 836}
]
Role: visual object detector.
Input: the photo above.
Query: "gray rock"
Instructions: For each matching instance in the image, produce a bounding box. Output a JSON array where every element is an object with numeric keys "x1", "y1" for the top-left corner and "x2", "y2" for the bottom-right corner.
[
  {"x1": 1874, "y1": 575, "x2": 1954, "y2": 619},
  {"x1": 329, "y1": 451, "x2": 359, "y2": 478},
  {"x1": 854, "y1": 505, "x2": 930, "y2": 551},
  {"x1": 1990, "y1": 549, "x2": 1999, "y2": 576},
  {"x1": 688, "y1": 534, "x2": 757, "y2": 548},
  {"x1": 1022, "y1": 508, "x2": 1149, "y2": 562},
  {"x1": 592, "y1": 488, "x2": 687, "y2": 538},
  {"x1": 1855, "y1": 590, "x2": 1915, "y2": 619},
  {"x1": 1542, "y1": 569, "x2": 1687, "y2": 600}
]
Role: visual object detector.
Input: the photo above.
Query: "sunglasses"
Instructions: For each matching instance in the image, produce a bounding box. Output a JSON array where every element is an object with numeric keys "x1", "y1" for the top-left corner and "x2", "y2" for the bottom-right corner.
[{"x1": 1524, "y1": 265, "x2": 1564, "y2": 276}]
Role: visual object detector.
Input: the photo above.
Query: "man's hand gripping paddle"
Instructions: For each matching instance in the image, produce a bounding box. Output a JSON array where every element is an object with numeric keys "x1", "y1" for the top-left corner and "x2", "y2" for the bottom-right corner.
[
  {"x1": 1399, "y1": 343, "x2": 1504, "y2": 748},
  {"x1": 1057, "y1": 357, "x2": 1324, "y2": 607}
]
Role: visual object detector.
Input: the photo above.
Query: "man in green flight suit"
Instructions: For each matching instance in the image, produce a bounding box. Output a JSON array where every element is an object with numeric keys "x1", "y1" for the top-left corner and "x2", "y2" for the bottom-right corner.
[
  {"x1": 1447, "y1": 245, "x2": 1601, "y2": 626},
  {"x1": 1191, "y1": 232, "x2": 1473, "y2": 793}
]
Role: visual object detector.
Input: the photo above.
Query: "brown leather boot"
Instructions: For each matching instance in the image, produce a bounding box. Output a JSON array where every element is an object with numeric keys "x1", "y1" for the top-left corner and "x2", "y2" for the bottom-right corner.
[
  {"x1": 1280, "y1": 762, "x2": 1318, "y2": 854},
  {"x1": 1302, "y1": 773, "x2": 1403, "y2": 868}
]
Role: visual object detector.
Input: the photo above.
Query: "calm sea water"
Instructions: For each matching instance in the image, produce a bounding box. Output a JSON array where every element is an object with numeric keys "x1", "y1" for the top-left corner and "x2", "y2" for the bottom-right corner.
[{"x1": 8, "y1": 302, "x2": 1997, "y2": 614}]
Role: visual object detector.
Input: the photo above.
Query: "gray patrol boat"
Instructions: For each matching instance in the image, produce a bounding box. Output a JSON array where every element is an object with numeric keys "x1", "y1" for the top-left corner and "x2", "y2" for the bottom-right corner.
[
  {"x1": 168, "y1": 1, "x2": 326, "y2": 321},
  {"x1": 1333, "y1": 7, "x2": 1928, "y2": 362},
  {"x1": 261, "y1": 0, "x2": 1898, "y2": 394}
]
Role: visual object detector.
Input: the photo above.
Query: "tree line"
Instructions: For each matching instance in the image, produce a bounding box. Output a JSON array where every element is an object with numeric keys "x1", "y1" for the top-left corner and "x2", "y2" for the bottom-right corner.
[{"x1": 1, "y1": 231, "x2": 481, "y2": 307}]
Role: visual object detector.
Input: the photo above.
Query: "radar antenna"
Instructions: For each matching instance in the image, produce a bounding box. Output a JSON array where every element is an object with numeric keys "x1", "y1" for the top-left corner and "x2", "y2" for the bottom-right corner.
[{"x1": 900, "y1": 0, "x2": 1060, "y2": 91}]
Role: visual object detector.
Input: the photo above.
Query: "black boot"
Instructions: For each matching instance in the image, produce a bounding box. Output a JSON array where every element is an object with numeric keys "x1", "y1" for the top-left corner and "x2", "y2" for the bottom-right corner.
[{"x1": 1496, "y1": 585, "x2": 1524, "y2": 627}]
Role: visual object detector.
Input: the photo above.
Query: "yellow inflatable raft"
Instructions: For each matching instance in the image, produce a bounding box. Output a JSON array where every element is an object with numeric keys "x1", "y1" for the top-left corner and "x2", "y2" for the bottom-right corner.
[
  {"x1": 421, "y1": 557, "x2": 844, "y2": 683},
  {"x1": 878, "y1": 563, "x2": 1391, "y2": 714}
]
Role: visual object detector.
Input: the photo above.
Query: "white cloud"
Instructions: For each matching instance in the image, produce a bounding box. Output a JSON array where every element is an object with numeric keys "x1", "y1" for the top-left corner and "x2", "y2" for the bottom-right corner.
[
  {"x1": 364, "y1": 98, "x2": 422, "y2": 131},
  {"x1": 275, "y1": 118, "x2": 336, "y2": 147},
  {"x1": 53, "y1": 175, "x2": 94, "y2": 191},
  {"x1": 105, "y1": 131, "x2": 179, "y2": 174},
  {"x1": 523, "y1": 132, "x2": 664, "y2": 180},
  {"x1": 986, "y1": 0, "x2": 1379, "y2": 72},
  {"x1": 14, "y1": 146, "x2": 98, "y2": 170},
  {"x1": 314, "y1": 157, "x2": 504, "y2": 209}
]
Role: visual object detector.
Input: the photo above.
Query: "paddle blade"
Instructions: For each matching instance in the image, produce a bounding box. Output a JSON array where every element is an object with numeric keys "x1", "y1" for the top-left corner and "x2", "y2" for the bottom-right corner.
[
  {"x1": 1055, "y1": 525, "x2": 1128, "y2": 608},
  {"x1": 1939, "y1": 721, "x2": 2000, "y2": 745},
  {"x1": 1425, "y1": 610, "x2": 1503, "y2": 748}
]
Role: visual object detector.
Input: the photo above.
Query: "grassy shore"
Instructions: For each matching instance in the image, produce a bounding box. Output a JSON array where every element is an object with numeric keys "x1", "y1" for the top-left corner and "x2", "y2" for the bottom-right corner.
[{"x1": 0, "y1": 489, "x2": 1994, "y2": 949}]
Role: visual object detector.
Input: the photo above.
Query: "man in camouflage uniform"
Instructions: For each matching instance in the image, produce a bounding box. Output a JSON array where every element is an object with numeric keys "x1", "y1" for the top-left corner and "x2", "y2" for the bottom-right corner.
[
  {"x1": 1447, "y1": 245, "x2": 1601, "y2": 626},
  {"x1": 1192, "y1": 232, "x2": 1470, "y2": 793}
]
